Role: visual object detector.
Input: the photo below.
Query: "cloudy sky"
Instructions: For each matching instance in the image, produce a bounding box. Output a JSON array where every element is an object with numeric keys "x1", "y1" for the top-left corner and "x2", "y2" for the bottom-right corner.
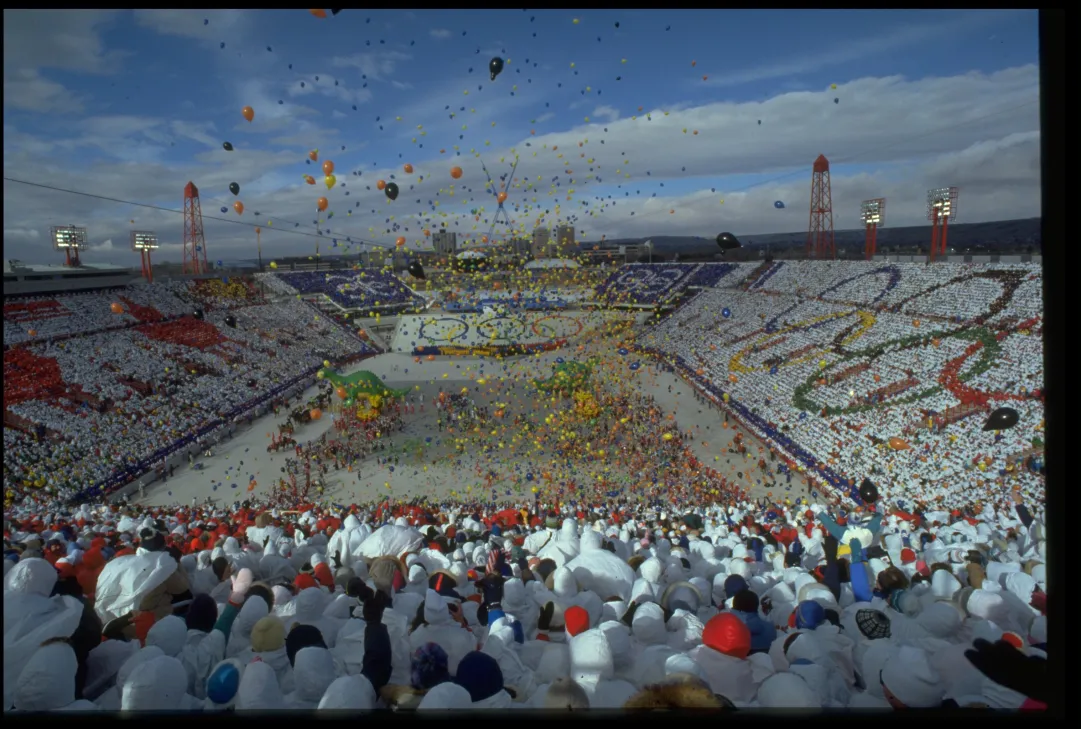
[{"x1": 3, "y1": 9, "x2": 1040, "y2": 265}]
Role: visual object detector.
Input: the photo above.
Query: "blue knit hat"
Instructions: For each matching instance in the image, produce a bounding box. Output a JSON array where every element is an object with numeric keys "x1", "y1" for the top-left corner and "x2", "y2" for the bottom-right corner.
[
  {"x1": 454, "y1": 652, "x2": 504, "y2": 703},
  {"x1": 723, "y1": 574, "x2": 748, "y2": 600},
  {"x1": 410, "y1": 642, "x2": 450, "y2": 690},
  {"x1": 795, "y1": 600, "x2": 826, "y2": 630}
]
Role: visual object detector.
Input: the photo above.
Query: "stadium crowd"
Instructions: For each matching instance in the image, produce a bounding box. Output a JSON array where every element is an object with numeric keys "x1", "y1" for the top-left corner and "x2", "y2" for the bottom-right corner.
[{"x1": 2, "y1": 262, "x2": 1050, "y2": 711}]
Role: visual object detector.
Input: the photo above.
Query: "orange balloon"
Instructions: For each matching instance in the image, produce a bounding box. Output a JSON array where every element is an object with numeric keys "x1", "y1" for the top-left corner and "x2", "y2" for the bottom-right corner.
[
  {"x1": 336, "y1": 387, "x2": 347, "y2": 399},
  {"x1": 310, "y1": 408, "x2": 322, "y2": 420},
  {"x1": 309, "y1": 149, "x2": 318, "y2": 162},
  {"x1": 376, "y1": 180, "x2": 386, "y2": 190},
  {"x1": 317, "y1": 197, "x2": 329, "y2": 211},
  {"x1": 309, "y1": 9, "x2": 327, "y2": 18},
  {"x1": 27, "y1": 329, "x2": 36, "y2": 337},
  {"x1": 427, "y1": 355, "x2": 436, "y2": 361},
  {"x1": 423, "y1": 229, "x2": 431, "y2": 237},
  {"x1": 888, "y1": 437, "x2": 911, "y2": 451},
  {"x1": 403, "y1": 163, "x2": 414, "y2": 174},
  {"x1": 497, "y1": 191, "x2": 508, "y2": 204},
  {"x1": 322, "y1": 160, "x2": 335, "y2": 175},
  {"x1": 233, "y1": 200, "x2": 244, "y2": 215},
  {"x1": 450, "y1": 166, "x2": 463, "y2": 179},
  {"x1": 110, "y1": 302, "x2": 123, "y2": 314},
  {"x1": 913, "y1": 319, "x2": 921, "y2": 328},
  {"x1": 241, "y1": 106, "x2": 254, "y2": 122},
  {"x1": 304, "y1": 175, "x2": 315, "y2": 185},
  {"x1": 396, "y1": 236, "x2": 406, "y2": 247}
]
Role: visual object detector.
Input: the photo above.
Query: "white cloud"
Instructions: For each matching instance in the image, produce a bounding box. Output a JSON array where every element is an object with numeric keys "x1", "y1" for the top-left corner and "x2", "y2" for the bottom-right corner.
[
  {"x1": 285, "y1": 73, "x2": 373, "y2": 106},
  {"x1": 701, "y1": 10, "x2": 1019, "y2": 88},
  {"x1": 133, "y1": 10, "x2": 246, "y2": 41},
  {"x1": 3, "y1": 10, "x2": 126, "y2": 74},
  {"x1": 429, "y1": 28, "x2": 452, "y2": 39},
  {"x1": 2, "y1": 68, "x2": 83, "y2": 113},
  {"x1": 1, "y1": 65, "x2": 1041, "y2": 265},
  {"x1": 592, "y1": 105, "x2": 620, "y2": 123},
  {"x1": 332, "y1": 51, "x2": 412, "y2": 83}
]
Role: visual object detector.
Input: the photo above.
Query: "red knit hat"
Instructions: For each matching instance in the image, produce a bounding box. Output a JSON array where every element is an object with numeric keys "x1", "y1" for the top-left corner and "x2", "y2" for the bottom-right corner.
[
  {"x1": 900, "y1": 547, "x2": 917, "y2": 564},
  {"x1": 313, "y1": 562, "x2": 335, "y2": 589},
  {"x1": 702, "y1": 613, "x2": 752, "y2": 659},
  {"x1": 294, "y1": 573, "x2": 317, "y2": 591},
  {"x1": 564, "y1": 605, "x2": 590, "y2": 637}
]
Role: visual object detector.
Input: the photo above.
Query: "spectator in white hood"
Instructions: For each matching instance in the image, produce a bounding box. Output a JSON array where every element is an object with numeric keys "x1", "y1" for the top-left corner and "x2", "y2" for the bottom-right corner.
[{"x1": 12, "y1": 642, "x2": 99, "y2": 712}]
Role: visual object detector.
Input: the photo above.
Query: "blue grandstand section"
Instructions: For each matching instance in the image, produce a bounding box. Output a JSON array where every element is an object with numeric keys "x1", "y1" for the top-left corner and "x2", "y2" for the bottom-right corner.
[{"x1": 274, "y1": 270, "x2": 424, "y2": 309}]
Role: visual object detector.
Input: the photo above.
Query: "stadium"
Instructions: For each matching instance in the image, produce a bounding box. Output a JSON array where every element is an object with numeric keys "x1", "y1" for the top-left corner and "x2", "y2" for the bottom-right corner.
[{"x1": 2, "y1": 8, "x2": 1055, "y2": 715}]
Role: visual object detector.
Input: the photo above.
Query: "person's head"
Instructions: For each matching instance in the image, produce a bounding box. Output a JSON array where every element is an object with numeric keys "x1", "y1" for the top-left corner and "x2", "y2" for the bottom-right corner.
[
  {"x1": 544, "y1": 677, "x2": 590, "y2": 710},
  {"x1": 876, "y1": 566, "x2": 909, "y2": 595},
  {"x1": 245, "y1": 583, "x2": 274, "y2": 613},
  {"x1": 211, "y1": 556, "x2": 232, "y2": 582}
]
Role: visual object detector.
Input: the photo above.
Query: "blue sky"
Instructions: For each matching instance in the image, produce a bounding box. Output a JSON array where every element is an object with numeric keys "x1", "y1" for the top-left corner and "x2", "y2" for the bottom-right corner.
[{"x1": 3, "y1": 9, "x2": 1040, "y2": 263}]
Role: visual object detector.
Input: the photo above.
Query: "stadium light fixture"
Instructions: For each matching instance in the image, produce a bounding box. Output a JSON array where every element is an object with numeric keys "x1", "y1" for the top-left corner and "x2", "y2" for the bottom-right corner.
[
  {"x1": 926, "y1": 187, "x2": 959, "y2": 262},
  {"x1": 51, "y1": 225, "x2": 88, "y2": 267},
  {"x1": 131, "y1": 231, "x2": 159, "y2": 282},
  {"x1": 860, "y1": 198, "x2": 885, "y2": 260}
]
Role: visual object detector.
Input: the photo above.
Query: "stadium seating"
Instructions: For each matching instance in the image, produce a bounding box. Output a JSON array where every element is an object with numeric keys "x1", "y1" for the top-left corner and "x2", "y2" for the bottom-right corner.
[{"x1": 271, "y1": 269, "x2": 424, "y2": 309}]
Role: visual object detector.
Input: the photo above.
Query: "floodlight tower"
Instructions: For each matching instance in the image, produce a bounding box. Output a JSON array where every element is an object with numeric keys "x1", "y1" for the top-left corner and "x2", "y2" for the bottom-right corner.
[
  {"x1": 182, "y1": 181, "x2": 209, "y2": 274},
  {"x1": 130, "y1": 231, "x2": 159, "y2": 282},
  {"x1": 860, "y1": 199, "x2": 886, "y2": 260},
  {"x1": 51, "y1": 225, "x2": 88, "y2": 267},
  {"x1": 927, "y1": 187, "x2": 959, "y2": 262},
  {"x1": 806, "y1": 154, "x2": 835, "y2": 259}
]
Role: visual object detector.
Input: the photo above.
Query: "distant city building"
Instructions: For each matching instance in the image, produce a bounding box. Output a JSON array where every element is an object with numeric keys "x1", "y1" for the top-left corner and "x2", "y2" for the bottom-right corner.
[
  {"x1": 432, "y1": 230, "x2": 457, "y2": 256},
  {"x1": 556, "y1": 225, "x2": 575, "y2": 254},
  {"x1": 532, "y1": 227, "x2": 551, "y2": 258}
]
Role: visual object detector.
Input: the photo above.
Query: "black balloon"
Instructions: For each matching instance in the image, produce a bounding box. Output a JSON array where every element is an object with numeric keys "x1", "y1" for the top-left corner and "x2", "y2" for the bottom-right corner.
[
  {"x1": 489, "y1": 57, "x2": 504, "y2": 81},
  {"x1": 407, "y1": 260, "x2": 425, "y2": 279},
  {"x1": 384, "y1": 182, "x2": 399, "y2": 201},
  {"x1": 224, "y1": 315, "x2": 237, "y2": 329},
  {"x1": 983, "y1": 406, "x2": 1019, "y2": 431},
  {"x1": 222, "y1": 142, "x2": 234, "y2": 151},
  {"x1": 229, "y1": 182, "x2": 240, "y2": 195},
  {"x1": 192, "y1": 309, "x2": 204, "y2": 320},
  {"x1": 331, "y1": 8, "x2": 342, "y2": 14},
  {"x1": 858, "y1": 478, "x2": 879, "y2": 504},
  {"x1": 715, "y1": 232, "x2": 741, "y2": 250}
]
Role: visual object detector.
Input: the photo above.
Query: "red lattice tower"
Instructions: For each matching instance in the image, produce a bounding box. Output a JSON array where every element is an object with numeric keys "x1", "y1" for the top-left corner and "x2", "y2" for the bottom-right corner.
[
  {"x1": 861, "y1": 198, "x2": 885, "y2": 260},
  {"x1": 183, "y1": 181, "x2": 209, "y2": 275},
  {"x1": 806, "y1": 154, "x2": 835, "y2": 260},
  {"x1": 927, "y1": 187, "x2": 959, "y2": 263}
]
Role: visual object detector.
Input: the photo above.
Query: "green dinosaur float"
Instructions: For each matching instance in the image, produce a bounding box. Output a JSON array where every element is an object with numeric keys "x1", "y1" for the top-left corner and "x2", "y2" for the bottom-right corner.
[
  {"x1": 318, "y1": 369, "x2": 411, "y2": 402},
  {"x1": 534, "y1": 359, "x2": 598, "y2": 394}
]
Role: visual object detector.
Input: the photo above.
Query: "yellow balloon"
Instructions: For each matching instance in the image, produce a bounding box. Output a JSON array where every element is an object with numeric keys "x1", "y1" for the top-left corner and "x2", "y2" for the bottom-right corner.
[{"x1": 325, "y1": 174, "x2": 337, "y2": 190}]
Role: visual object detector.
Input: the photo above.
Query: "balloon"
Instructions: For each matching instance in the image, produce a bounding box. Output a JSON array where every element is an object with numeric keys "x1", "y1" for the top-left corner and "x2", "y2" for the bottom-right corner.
[
  {"x1": 376, "y1": 179, "x2": 386, "y2": 190},
  {"x1": 336, "y1": 387, "x2": 347, "y2": 399},
  {"x1": 317, "y1": 197, "x2": 329, "y2": 211},
  {"x1": 110, "y1": 302, "x2": 123, "y2": 314},
  {"x1": 331, "y1": 8, "x2": 341, "y2": 14},
  {"x1": 322, "y1": 160, "x2": 335, "y2": 175},
  {"x1": 396, "y1": 236, "x2": 406, "y2": 247},
  {"x1": 229, "y1": 182, "x2": 240, "y2": 196},
  {"x1": 497, "y1": 191, "x2": 508, "y2": 204},
  {"x1": 774, "y1": 200, "x2": 785, "y2": 209},
  {"x1": 270, "y1": 261, "x2": 278, "y2": 269},
  {"x1": 310, "y1": 9, "x2": 327, "y2": 18},
  {"x1": 858, "y1": 478, "x2": 879, "y2": 503},
  {"x1": 450, "y1": 166, "x2": 463, "y2": 179},
  {"x1": 304, "y1": 175, "x2": 315, "y2": 185},
  {"x1": 310, "y1": 408, "x2": 322, "y2": 420},
  {"x1": 407, "y1": 260, "x2": 425, "y2": 279},
  {"x1": 206, "y1": 662, "x2": 240, "y2": 705},
  {"x1": 403, "y1": 163, "x2": 414, "y2": 174},
  {"x1": 385, "y1": 182, "x2": 399, "y2": 201},
  {"x1": 715, "y1": 232, "x2": 741, "y2": 250},
  {"x1": 489, "y1": 57, "x2": 504, "y2": 81},
  {"x1": 27, "y1": 329, "x2": 36, "y2": 337},
  {"x1": 983, "y1": 407, "x2": 1020, "y2": 431},
  {"x1": 233, "y1": 201, "x2": 244, "y2": 215},
  {"x1": 241, "y1": 106, "x2": 254, "y2": 122},
  {"x1": 309, "y1": 149, "x2": 319, "y2": 162},
  {"x1": 222, "y1": 142, "x2": 233, "y2": 151},
  {"x1": 325, "y1": 174, "x2": 336, "y2": 190},
  {"x1": 721, "y1": 308, "x2": 731, "y2": 318},
  {"x1": 888, "y1": 437, "x2": 911, "y2": 451}
]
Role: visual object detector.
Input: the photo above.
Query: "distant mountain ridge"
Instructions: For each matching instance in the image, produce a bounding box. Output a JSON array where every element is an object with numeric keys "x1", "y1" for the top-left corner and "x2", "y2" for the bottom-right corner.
[{"x1": 592, "y1": 217, "x2": 1042, "y2": 255}]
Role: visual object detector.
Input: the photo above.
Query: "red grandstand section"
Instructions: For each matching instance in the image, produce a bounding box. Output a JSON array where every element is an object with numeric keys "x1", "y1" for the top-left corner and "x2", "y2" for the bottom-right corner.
[
  {"x1": 136, "y1": 317, "x2": 228, "y2": 350},
  {"x1": 3, "y1": 347, "x2": 66, "y2": 409},
  {"x1": 3, "y1": 300, "x2": 70, "y2": 323},
  {"x1": 116, "y1": 295, "x2": 165, "y2": 323}
]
